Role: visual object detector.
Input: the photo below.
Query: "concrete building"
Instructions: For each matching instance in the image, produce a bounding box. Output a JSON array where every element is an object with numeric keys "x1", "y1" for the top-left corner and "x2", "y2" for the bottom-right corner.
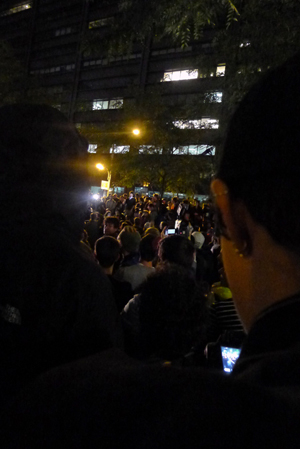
[{"x1": 0, "y1": 0, "x2": 225, "y2": 193}]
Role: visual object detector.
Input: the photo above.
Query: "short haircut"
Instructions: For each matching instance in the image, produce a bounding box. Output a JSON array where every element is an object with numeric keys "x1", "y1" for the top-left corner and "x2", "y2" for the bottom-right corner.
[
  {"x1": 140, "y1": 234, "x2": 159, "y2": 262},
  {"x1": 217, "y1": 54, "x2": 300, "y2": 255},
  {"x1": 159, "y1": 235, "x2": 194, "y2": 268},
  {"x1": 139, "y1": 264, "x2": 206, "y2": 359},
  {"x1": 94, "y1": 236, "x2": 120, "y2": 268},
  {"x1": 104, "y1": 216, "x2": 119, "y2": 229},
  {"x1": 134, "y1": 217, "x2": 141, "y2": 226}
]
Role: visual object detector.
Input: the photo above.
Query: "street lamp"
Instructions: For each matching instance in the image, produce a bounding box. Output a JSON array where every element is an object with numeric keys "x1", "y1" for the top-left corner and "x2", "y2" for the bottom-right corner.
[
  {"x1": 132, "y1": 128, "x2": 140, "y2": 136},
  {"x1": 96, "y1": 163, "x2": 112, "y2": 195}
]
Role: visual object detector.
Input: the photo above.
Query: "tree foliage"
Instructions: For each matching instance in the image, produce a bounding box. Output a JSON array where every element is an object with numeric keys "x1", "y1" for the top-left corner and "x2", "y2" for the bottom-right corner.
[
  {"x1": 87, "y1": 0, "x2": 238, "y2": 56},
  {"x1": 199, "y1": 0, "x2": 300, "y2": 109},
  {"x1": 83, "y1": 86, "x2": 217, "y2": 195}
]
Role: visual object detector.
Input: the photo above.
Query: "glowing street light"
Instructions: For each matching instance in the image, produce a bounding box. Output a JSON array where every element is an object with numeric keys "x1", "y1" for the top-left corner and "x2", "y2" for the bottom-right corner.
[
  {"x1": 132, "y1": 128, "x2": 140, "y2": 136},
  {"x1": 96, "y1": 163, "x2": 111, "y2": 194}
]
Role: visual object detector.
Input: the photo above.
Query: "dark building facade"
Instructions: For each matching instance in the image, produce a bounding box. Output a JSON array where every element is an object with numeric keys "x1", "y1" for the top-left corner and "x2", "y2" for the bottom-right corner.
[{"x1": 0, "y1": 0, "x2": 225, "y2": 193}]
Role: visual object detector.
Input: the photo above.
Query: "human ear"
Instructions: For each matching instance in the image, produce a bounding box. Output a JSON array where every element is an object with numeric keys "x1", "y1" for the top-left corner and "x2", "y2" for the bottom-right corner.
[{"x1": 211, "y1": 179, "x2": 252, "y2": 256}]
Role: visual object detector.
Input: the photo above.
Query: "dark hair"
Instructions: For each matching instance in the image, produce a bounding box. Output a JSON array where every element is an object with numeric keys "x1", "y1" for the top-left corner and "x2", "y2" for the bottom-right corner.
[
  {"x1": 134, "y1": 217, "x2": 141, "y2": 226},
  {"x1": 217, "y1": 54, "x2": 300, "y2": 254},
  {"x1": 94, "y1": 236, "x2": 120, "y2": 268},
  {"x1": 104, "y1": 216, "x2": 119, "y2": 229},
  {"x1": 0, "y1": 104, "x2": 88, "y2": 240},
  {"x1": 140, "y1": 234, "x2": 159, "y2": 262},
  {"x1": 90, "y1": 213, "x2": 98, "y2": 221},
  {"x1": 139, "y1": 264, "x2": 207, "y2": 360},
  {"x1": 159, "y1": 235, "x2": 194, "y2": 268}
]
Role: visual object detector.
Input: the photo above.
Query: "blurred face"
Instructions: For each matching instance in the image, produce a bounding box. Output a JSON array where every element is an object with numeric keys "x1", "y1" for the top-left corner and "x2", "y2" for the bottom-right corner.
[{"x1": 104, "y1": 222, "x2": 118, "y2": 236}]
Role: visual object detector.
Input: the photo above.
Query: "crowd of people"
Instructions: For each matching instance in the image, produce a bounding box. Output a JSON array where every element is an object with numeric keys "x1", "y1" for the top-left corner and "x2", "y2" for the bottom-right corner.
[
  {"x1": 1, "y1": 53, "x2": 300, "y2": 447},
  {"x1": 81, "y1": 191, "x2": 239, "y2": 363}
]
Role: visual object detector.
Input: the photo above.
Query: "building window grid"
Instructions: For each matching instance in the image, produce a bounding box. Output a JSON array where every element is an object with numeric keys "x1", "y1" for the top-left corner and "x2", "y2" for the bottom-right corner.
[
  {"x1": 88, "y1": 144, "x2": 98, "y2": 153},
  {"x1": 55, "y1": 27, "x2": 73, "y2": 37},
  {"x1": 109, "y1": 146, "x2": 130, "y2": 154},
  {"x1": 162, "y1": 64, "x2": 226, "y2": 82},
  {"x1": 30, "y1": 64, "x2": 75, "y2": 75},
  {"x1": 173, "y1": 118, "x2": 219, "y2": 130},
  {"x1": 92, "y1": 98, "x2": 123, "y2": 110},
  {"x1": 174, "y1": 145, "x2": 216, "y2": 156},
  {"x1": 1, "y1": 2, "x2": 31, "y2": 16},
  {"x1": 162, "y1": 70, "x2": 199, "y2": 82},
  {"x1": 152, "y1": 46, "x2": 192, "y2": 56},
  {"x1": 104, "y1": 145, "x2": 215, "y2": 156},
  {"x1": 83, "y1": 53, "x2": 142, "y2": 68}
]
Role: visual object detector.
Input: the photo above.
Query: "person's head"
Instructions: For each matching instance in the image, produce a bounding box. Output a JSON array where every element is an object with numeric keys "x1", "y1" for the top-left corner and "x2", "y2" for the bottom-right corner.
[
  {"x1": 134, "y1": 217, "x2": 141, "y2": 227},
  {"x1": 90, "y1": 213, "x2": 98, "y2": 222},
  {"x1": 120, "y1": 220, "x2": 132, "y2": 230},
  {"x1": 140, "y1": 234, "x2": 160, "y2": 262},
  {"x1": 0, "y1": 104, "x2": 88, "y2": 240},
  {"x1": 129, "y1": 191, "x2": 134, "y2": 199},
  {"x1": 211, "y1": 54, "x2": 300, "y2": 331},
  {"x1": 144, "y1": 227, "x2": 160, "y2": 237},
  {"x1": 159, "y1": 221, "x2": 167, "y2": 231},
  {"x1": 191, "y1": 232, "x2": 205, "y2": 250},
  {"x1": 158, "y1": 235, "x2": 195, "y2": 269},
  {"x1": 139, "y1": 264, "x2": 206, "y2": 360},
  {"x1": 104, "y1": 216, "x2": 119, "y2": 236},
  {"x1": 118, "y1": 226, "x2": 141, "y2": 254},
  {"x1": 94, "y1": 236, "x2": 121, "y2": 268}
]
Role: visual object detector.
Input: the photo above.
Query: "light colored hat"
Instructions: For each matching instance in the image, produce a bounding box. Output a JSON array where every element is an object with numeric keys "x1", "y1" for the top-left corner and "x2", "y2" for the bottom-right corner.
[{"x1": 192, "y1": 231, "x2": 205, "y2": 249}]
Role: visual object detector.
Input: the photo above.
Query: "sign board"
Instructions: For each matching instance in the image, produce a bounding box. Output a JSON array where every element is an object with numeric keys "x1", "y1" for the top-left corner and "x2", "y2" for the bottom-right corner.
[{"x1": 101, "y1": 180, "x2": 109, "y2": 190}]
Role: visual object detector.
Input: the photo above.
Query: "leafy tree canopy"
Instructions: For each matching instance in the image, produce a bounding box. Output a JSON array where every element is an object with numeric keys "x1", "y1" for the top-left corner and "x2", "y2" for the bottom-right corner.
[{"x1": 87, "y1": 0, "x2": 238, "y2": 55}]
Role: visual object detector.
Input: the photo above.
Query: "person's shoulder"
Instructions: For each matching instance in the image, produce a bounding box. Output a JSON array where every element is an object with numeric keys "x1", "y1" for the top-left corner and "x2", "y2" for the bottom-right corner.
[{"x1": 2, "y1": 349, "x2": 299, "y2": 448}]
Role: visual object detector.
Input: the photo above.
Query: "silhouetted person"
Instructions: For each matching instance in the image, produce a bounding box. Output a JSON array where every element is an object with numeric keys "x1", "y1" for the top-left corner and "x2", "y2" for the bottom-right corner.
[{"x1": 0, "y1": 104, "x2": 122, "y2": 405}]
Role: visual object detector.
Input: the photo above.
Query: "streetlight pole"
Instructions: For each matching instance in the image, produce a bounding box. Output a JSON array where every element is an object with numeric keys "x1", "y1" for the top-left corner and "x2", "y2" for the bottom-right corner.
[
  {"x1": 95, "y1": 128, "x2": 140, "y2": 196},
  {"x1": 107, "y1": 169, "x2": 111, "y2": 194}
]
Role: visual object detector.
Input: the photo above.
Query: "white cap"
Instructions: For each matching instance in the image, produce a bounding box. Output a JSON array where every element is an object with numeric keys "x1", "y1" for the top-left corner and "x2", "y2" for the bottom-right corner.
[{"x1": 192, "y1": 231, "x2": 205, "y2": 249}]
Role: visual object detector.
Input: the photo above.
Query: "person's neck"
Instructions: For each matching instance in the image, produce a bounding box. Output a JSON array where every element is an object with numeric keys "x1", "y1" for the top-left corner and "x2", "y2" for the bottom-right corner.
[
  {"x1": 234, "y1": 229, "x2": 300, "y2": 333},
  {"x1": 141, "y1": 260, "x2": 152, "y2": 268}
]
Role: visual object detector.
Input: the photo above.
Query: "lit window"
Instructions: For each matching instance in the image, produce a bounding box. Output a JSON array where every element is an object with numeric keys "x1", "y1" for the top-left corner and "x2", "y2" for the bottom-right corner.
[
  {"x1": 92, "y1": 98, "x2": 123, "y2": 110},
  {"x1": 216, "y1": 64, "x2": 226, "y2": 77},
  {"x1": 88, "y1": 144, "x2": 98, "y2": 153},
  {"x1": 173, "y1": 145, "x2": 216, "y2": 155},
  {"x1": 188, "y1": 145, "x2": 216, "y2": 156},
  {"x1": 89, "y1": 18, "x2": 110, "y2": 29},
  {"x1": 239, "y1": 41, "x2": 251, "y2": 48},
  {"x1": 205, "y1": 92, "x2": 223, "y2": 103},
  {"x1": 1, "y1": 2, "x2": 31, "y2": 16},
  {"x1": 93, "y1": 100, "x2": 109, "y2": 110},
  {"x1": 138, "y1": 146, "x2": 162, "y2": 154},
  {"x1": 55, "y1": 27, "x2": 73, "y2": 37},
  {"x1": 173, "y1": 147, "x2": 189, "y2": 155},
  {"x1": 173, "y1": 118, "x2": 219, "y2": 130},
  {"x1": 110, "y1": 146, "x2": 129, "y2": 154},
  {"x1": 109, "y1": 98, "x2": 123, "y2": 109},
  {"x1": 161, "y1": 70, "x2": 198, "y2": 82}
]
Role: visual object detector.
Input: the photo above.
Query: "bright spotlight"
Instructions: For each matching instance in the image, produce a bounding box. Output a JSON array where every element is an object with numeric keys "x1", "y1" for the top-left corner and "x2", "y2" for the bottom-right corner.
[
  {"x1": 93, "y1": 194, "x2": 100, "y2": 200},
  {"x1": 132, "y1": 128, "x2": 140, "y2": 135}
]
